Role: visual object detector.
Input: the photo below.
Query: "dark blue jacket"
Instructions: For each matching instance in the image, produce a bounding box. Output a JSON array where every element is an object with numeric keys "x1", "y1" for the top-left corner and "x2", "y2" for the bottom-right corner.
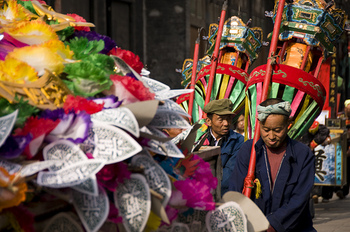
[
  {"x1": 203, "y1": 129, "x2": 244, "y2": 196},
  {"x1": 229, "y1": 137, "x2": 316, "y2": 232}
]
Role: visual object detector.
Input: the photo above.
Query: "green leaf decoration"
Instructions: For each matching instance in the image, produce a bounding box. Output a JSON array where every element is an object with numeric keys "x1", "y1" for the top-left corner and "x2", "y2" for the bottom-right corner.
[
  {"x1": 63, "y1": 54, "x2": 115, "y2": 97},
  {"x1": 18, "y1": 0, "x2": 38, "y2": 16},
  {"x1": 0, "y1": 97, "x2": 39, "y2": 128},
  {"x1": 65, "y1": 37, "x2": 105, "y2": 60}
]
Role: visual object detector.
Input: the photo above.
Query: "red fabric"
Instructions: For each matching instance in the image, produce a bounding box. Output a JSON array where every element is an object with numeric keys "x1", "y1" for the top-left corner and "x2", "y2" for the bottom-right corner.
[
  {"x1": 267, "y1": 225, "x2": 277, "y2": 232},
  {"x1": 266, "y1": 145, "x2": 286, "y2": 188},
  {"x1": 197, "y1": 63, "x2": 248, "y2": 84},
  {"x1": 316, "y1": 61, "x2": 331, "y2": 111},
  {"x1": 247, "y1": 64, "x2": 326, "y2": 108},
  {"x1": 176, "y1": 93, "x2": 190, "y2": 104}
]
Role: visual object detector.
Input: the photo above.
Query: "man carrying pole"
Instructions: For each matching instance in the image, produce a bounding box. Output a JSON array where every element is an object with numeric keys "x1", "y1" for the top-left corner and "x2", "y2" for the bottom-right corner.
[{"x1": 229, "y1": 98, "x2": 316, "y2": 232}]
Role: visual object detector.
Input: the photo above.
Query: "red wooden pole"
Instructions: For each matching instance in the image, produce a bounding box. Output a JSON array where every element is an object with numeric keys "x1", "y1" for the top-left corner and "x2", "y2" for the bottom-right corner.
[
  {"x1": 279, "y1": 40, "x2": 289, "y2": 63},
  {"x1": 243, "y1": 0, "x2": 286, "y2": 197},
  {"x1": 313, "y1": 56, "x2": 324, "y2": 78},
  {"x1": 188, "y1": 31, "x2": 201, "y2": 120},
  {"x1": 300, "y1": 45, "x2": 311, "y2": 71},
  {"x1": 203, "y1": 0, "x2": 228, "y2": 111}
]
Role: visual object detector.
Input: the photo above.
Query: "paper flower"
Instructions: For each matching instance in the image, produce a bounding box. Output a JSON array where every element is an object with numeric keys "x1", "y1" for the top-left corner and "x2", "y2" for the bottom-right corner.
[
  {"x1": 3, "y1": 206, "x2": 35, "y2": 232},
  {"x1": 0, "y1": 0, "x2": 32, "y2": 24},
  {"x1": 175, "y1": 154, "x2": 200, "y2": 178},
  {"x1": 0, "y1": 134, "x2": 32, "y2": 159},
  {"x1": 65, "y1": 36, "x2": 105, "y2": 60},
  {"x1": 107, "y1": 202, "x2": 123, "y2": 224},
  {"x1": 160, "y1": 206, "x2": 178, "y2": 227},
  {"x1": 91, "y1": 95, "x2": 123, "y2": 109},
  {"x1": 7, "y1": 43, "x2": 66, "y2": 76},
  {"x1": 0, "y1": 33, "x2": 28, "y2": 60},
  {"x1": 0, "y1": 98, "x2": 40, "y2": 128},
  {"x1": 63, "y1": 95, "x2": 104, "y2": 114},
  {"x1": 96, "y1": 162, "x2": 131, "y2": 192},
  {"x1": 191, "y1": 155, "x2": 218, "y2": 191},
  {"x1": 40, "y1": 108, "x2": 91, "y2": 144},
  {"x1": 0, "y1": 167, "x2": 28, "y2": 211},
  {"x1": 72, "y1": 31, "x2": 117, "y2": 54},
  {"x1": 41, "y1": 39, "x2": 74, "y2": 59},
  {"x1": 170, "y1": 179, "x2": 216, "y2": 210},
  {"x1": 105, "y1": 74, "x2": 155, "y2": 105},
  {"x1": 63, "y1": 53, "x2": 115, "y2": 97},
  {"x1": 14, "y1": 116, "x2": 60, "y2": 158},
  {"x1": 109, "y1": 47, "x2": 144, "y2": 74},
  {"x1": 3, "y1": 19, "x2": 59, "y2": 45},
  {"x1": 66, "y1": 13, "x2": 91, "y2": 32},
  {"x1": 0, "y1": 57, "x2": 38, "y2": 83},
  {"x1": 21, "y1": 0, "x2": 47, "y2": 4}
]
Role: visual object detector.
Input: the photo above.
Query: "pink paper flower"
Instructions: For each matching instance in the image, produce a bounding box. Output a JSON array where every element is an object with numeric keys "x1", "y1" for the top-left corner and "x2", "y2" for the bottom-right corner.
[
  {"x1": 67, "y1": 13, "x2": 90, "y2": 32},
  {"x1": 107, "y1": 202, "x2": 123, "y2": 224},
  {"x1": 21, "y1": 0, "x2": 47, "y2": 4},
  {"x1": 109, "y1": 48, "x2": 144, "y2": 74},
  {"x1": 14, "y1": 116, "x2": 60, "y2": 158},
  {"x1": 191, "y1": 154, "x2": 218, "y2": 191},
  {"x1": 105, "y1": 74, "x2": 155, "y2": 105},
  {"x1": 170, "y1": 179, "x2": 216, "y2": 210},
  {"x1": 96, "y1": 162, "x2": 131, "y2": 192}
]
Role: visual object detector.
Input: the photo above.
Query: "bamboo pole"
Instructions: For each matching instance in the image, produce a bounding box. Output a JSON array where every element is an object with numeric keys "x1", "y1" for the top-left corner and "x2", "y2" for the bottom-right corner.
[{"x1": 243, "y1": 0, "x2": 286, "y2": 197}]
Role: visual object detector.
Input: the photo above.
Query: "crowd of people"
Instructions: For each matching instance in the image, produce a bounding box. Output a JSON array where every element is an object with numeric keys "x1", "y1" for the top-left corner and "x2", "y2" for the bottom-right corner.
[{"x1": 191, "y1": 97, "x2": 350, "y2": 232}]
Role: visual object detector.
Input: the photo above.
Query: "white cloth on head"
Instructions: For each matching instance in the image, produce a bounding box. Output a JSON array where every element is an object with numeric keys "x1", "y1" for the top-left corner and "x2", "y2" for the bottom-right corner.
[{"x1": 257, "y1": 101, "x2": 291, "y2": 121}]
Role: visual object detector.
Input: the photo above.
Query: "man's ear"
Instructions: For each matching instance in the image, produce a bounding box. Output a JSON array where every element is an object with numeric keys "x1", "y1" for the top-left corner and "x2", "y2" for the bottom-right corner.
[{"x1": 206, "y1": 117, "x2": 212, "y2": 127}]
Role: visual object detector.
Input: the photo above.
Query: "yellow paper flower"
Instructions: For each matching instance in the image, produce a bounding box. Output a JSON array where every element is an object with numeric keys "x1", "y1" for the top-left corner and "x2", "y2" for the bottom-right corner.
[
  {"x1": 0, "y1": 167, "x2": 28, "y2": 211},
  {"x1": 0, "y1": 0, "x2": 32, "y2": 25},
  {"x1": 3, "y1": 19, "x2": 59, "y2": 45},
  {"x1": 8, "y1": 44, "x2": 65, "y2": 76},
  {"x1": 0, "y1": 57, "x2": 38, "y2": 83},
  {"x1": 41, "y1": 39, "x2": 74, "y2": 60}
]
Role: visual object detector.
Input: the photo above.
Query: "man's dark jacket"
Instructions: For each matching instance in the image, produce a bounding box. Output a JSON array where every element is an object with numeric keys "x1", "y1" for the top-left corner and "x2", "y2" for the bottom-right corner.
[
  {"x1": 229, "y1": 137, "x2": 316, "y2": 232},
  {"x1": 202, "y1": 129, "x2": 244, "y2": 196}
]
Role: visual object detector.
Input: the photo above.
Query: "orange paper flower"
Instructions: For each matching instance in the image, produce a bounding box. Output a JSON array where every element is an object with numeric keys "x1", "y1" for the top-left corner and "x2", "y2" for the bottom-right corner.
[{"x1": 0, "y1": 167, "x2": 28, "y2": 211}]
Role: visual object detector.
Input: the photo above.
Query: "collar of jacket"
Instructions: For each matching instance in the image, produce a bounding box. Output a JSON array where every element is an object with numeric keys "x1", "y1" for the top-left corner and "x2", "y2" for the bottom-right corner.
[
  {"x1": 254, "y1": 136, "x2": 296, "y2": 163},
  {"x1": 207, "y1": 128, "x2": 240, "y2": 145},
  {"x1": 254, "y1": 136, "x2": 297, "y2": 210}
]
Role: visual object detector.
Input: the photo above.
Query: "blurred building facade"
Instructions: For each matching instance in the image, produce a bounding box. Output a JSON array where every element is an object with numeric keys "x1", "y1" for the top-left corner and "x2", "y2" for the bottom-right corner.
[{"x1": 50, "y1": 0, "x2": 349, "y2": 95}]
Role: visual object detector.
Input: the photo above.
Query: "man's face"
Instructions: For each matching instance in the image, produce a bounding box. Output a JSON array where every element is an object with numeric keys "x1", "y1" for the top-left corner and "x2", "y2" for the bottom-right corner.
[
  {"x1": 206, "y1": 114, "x2": 233, "y2": 139},
  {"x1": 259, "y1": 114, "x2": 289, "y2": 148},
  {"x1": 236, "y1": 114, "x2": 245, "y2": 132},
  {"x1": 163, "y1": 128, "x2": 184, "y2": 138}
]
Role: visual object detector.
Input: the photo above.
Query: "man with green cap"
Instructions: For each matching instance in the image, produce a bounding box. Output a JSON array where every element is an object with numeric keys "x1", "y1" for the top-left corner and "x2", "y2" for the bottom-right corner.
[{"x1": 198, "y1": 98, "x2": 244, "y2": 196}]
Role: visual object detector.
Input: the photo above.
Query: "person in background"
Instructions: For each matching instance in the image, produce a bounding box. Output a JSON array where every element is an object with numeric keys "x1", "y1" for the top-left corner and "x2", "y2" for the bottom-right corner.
[
  {"x1": 229, "y1": 98, "x2": 315, "y2": 232},
  {"x1": 161, "y1": 115, "x2": 190, "y2": 138},
  {"x1": 234, "y1": 114, "x2": 245, "y2": 136},
  {"x1": 198, "y1": 98, "x2": 244, "y2": 196},
  {"x1": 299, "y1": 122, "x2": 333, "y2": 203},
  {"x1": 162, "y1": 127, "x2": 185, "y2": 138},
  {"x1": 333, "y1": 99, "x2": 350, "y2": 199}
]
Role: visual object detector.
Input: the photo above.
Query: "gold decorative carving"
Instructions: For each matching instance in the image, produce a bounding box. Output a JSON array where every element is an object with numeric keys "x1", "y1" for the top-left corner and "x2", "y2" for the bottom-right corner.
[{"x1": 0, "y1": 70, "x2": 71, "y2": 110}]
